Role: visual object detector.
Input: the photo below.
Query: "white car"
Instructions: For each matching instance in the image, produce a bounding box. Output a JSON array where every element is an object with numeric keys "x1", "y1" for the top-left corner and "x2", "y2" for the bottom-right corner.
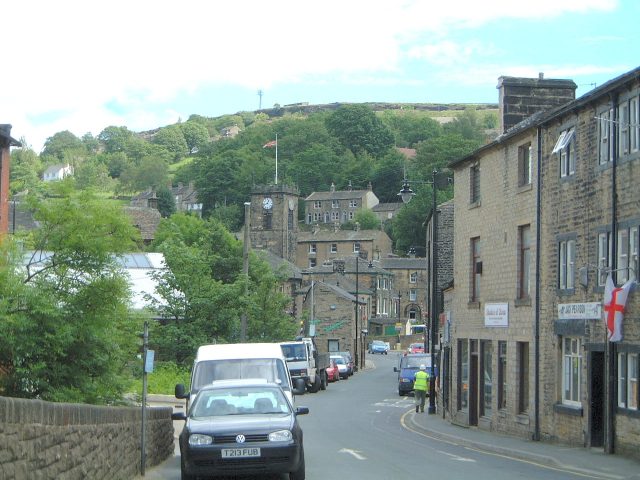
[{"x1": 330, "y1": 355, "x2": 350, "y2": 379}]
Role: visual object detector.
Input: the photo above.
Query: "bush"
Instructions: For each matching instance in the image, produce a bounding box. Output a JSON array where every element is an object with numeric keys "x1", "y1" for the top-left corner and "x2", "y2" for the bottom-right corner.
[{"x1": 146, "y1": 362, "x2": 191, "y2": 395}]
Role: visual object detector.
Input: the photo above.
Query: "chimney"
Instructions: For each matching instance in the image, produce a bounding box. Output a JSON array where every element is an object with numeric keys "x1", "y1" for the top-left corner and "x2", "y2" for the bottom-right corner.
[
  {"x1": 348, "y1": 180, "x2": 353, "y2": 191},
  {"x1": 367, "y1": 181, "x2": 373, "y2": 191},
  {"x1": 497, "y1": 75, "x2": 577, "y2": 133},
  {"x1": 330, "y1": 183, "x2": 335, "y2": 192}
]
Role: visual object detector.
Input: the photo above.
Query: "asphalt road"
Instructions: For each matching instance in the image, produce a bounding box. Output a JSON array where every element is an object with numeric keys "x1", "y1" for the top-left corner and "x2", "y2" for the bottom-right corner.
[{"x1": 141, "y1": 352, "x2": 602, "y2": 480}]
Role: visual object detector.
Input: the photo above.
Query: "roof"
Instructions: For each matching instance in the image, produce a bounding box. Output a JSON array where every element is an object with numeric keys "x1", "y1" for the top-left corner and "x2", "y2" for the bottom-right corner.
[
  {"x1": 449, "y1": 66, "x2": 640, "y2": 169},
  {"x1": 298, "y1": 229, "x2": 386, "y2": 243},
  {"x1": 311, "y1": 281, "x2": 366, "y2": 304},
  {"x1": 396, "y1": 147, "x2": 417, "y2": 159},
  {"x1": 372, "y1": 202, "x2": 403, "y2": 212},
  {"x1": 305, "y1": 255, "x2": 391, "y2": 276},
  {"x1": 256, "y1": 249, "x2": 302, "y2": 280},
  {"x1": 0, "y1": 124, "x2": 21, "y2": 147},
  {"x1": 305, "y1": 190, "x2": 371, "y2": 201},
  {"x1": 195, "y1": 343, "x2": 286, "y2": 362},
  {"x1": 380, "y1": 257, "x2": 426, "y2": 270}
]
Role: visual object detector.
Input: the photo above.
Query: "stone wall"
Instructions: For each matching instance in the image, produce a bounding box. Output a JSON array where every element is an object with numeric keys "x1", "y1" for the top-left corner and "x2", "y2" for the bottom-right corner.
[{"x1": 0, "y1": 396, "x2": 174, "y2": 480}]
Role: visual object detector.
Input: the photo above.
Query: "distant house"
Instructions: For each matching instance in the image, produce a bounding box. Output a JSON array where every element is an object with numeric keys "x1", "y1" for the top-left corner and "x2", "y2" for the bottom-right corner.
[
  {"x1": 304, "y1": 182, "x2": 379, "y2": 225},
  {"x1": 123, "y1": 206, "x2": 161, "y2": 245},
  {"x1": 130, "y1": 182, "x2": 202, "y2": 217},
  {"x1": 372, "y1": 202, "x2": 403, "y2": 222},
  {"x1": 221, "y1": 125, "x2": 241, "y2": 138},
  {"x1": 43, "y1": 164, "x2": 73, "y2": 182}
]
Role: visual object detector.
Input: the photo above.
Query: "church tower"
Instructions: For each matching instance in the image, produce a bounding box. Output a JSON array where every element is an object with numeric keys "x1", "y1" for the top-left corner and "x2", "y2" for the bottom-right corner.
[{"x1": 249, "y1": 184, "x2": 299, "y2": 263}]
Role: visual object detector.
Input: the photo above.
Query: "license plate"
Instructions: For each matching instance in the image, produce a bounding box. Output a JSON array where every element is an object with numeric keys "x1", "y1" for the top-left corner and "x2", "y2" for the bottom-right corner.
[{"x1": 221, "y1": 447, "x2": 261, "y2": 458}]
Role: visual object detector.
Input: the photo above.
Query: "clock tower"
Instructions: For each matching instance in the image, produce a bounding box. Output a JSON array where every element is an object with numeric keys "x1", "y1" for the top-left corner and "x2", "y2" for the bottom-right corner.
[{"x1": 249, "y1": 184, "x2": 299, "y2": 263}]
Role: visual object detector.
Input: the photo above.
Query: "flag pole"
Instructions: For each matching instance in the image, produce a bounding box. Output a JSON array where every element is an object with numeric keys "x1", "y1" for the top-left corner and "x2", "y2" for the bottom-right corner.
[{"x1": 275, "y1": 133, "x2": 278, "y2": 185}]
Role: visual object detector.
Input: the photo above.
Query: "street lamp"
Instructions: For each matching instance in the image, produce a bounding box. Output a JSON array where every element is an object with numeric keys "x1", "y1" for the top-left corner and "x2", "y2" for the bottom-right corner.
[{"x1": 399, "y1": 169, "x2": 450, "y2": 415}]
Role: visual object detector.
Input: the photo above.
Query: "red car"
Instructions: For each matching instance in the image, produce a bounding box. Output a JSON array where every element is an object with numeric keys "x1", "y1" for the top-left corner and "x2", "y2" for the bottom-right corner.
[
  {"x1": 326, "y1": 359, "x2": 340, "y2": 382},
  {"x1": 408, "y1": 343, "x2": 425, "y2": 354}
]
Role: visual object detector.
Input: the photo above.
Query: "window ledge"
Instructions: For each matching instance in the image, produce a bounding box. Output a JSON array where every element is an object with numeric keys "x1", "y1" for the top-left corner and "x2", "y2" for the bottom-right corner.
[
  {"x1": 468, "y1": 200, "x2": 481, "y2": 209},
  {"x1": 517, "y1": 183, "x2": 533, "y2": 193},
  {"x1": 616, "y1": 407, "x2": 640, "y2": 418},
  {"x1": 467, "y1": 301, "x2": 481, "y2": 310},
  {"x1": 514, "y1": 298, "x2": 531, "y2": 307},
  {"x1": 554, "y1": 402, "x2": 583, "y2": 417}
]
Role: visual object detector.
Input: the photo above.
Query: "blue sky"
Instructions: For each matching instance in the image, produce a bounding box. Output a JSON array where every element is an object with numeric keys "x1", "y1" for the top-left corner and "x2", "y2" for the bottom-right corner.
[{"x1": 5, "y1": 0, "x2": 638, "y2": 153}]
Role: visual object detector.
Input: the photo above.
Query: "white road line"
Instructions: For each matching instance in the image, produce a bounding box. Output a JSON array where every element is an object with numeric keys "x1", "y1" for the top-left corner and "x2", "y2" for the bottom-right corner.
[
  {"x1": 339, "y1": 448, "x2": 367, "y2": 460},
  {"x1": 436, "y1": 449, "x2": 476, "y2": 462}
]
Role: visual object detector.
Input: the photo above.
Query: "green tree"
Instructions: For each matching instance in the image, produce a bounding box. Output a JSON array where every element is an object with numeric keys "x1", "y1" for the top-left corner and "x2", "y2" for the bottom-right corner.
[
  {"x1": 41, "y1": 130, "x2": 86, "y2": 161},
  {"x1": 325, "y1": 105, "x2": 395, "y2": 157},
  {"x1": 10, "y1": 143, "x2": 42, "y2": 194},
  {"x1": 0, "y1": 185, "x2": 141, "y2": 403},
  {"x1": 153, "y1": 125, "x2": 188, "y2": 162},
  {"x1": 352, "y1": 209, "x2": 381, "y2": 230},
  {"x1": 156, "y1": 184, "x2": 176, "y2": 218},
  {"x1": 75, "y1": 158, "x2": 114, "y2": 191},
  {"x1": 98, "y1": 126, "x2": 134, "y2": 154},
  {"x1": 180, "y1": 121, "x2": 210, "y2": 154}
]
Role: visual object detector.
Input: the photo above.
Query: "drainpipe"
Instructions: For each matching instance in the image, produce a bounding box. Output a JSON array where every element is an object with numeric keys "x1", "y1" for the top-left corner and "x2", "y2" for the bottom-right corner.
[
  {"x1": 534, "y1": 127, "x2": 542, "y2": 441},
  {"x1": 605, "y1": 93, "x2": 619, "y2": 454}
]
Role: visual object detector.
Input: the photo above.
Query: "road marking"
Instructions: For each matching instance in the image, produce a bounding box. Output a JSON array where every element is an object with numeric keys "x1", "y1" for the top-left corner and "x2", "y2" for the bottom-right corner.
[
  {"x1": 436, "y1": 450, "x2": 475, "y2": 462},
  {"x1": 339, "y1": 448, "x2": 367, "y2": 460}
]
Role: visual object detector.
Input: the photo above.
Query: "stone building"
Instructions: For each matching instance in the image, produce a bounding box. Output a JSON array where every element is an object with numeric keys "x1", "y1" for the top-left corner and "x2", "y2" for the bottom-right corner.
[
  {"x1": 296, "y1": 226, "x2": 392, "y2": 269},
  {"x1": 447, "y1": 74, "x2": 577, "y2": 437},
  {"x1": 536, "y1": 67, "x2": 640, "y2": 455},
  {"x1": 372, "y1": 202, "x2": 403, "y2": 224},
  {"x1": 0, "y1": 125, "x2": 20, "y2": 236},
  {"x1": 255, "y1": 249, "x2": 304, "y2": 321},
  {"x1": 304, "y1": 182, "x2": 379, "y2": 225}
]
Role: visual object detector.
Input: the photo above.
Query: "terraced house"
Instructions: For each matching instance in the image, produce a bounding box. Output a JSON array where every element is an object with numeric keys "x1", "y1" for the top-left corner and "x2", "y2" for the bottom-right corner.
[{"x1": 445, "y1": 66, "x2": 640, "y2": 459}]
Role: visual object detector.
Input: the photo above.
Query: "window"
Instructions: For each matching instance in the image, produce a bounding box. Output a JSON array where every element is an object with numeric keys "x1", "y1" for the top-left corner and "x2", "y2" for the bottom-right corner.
[
  {"x1": 307, "y1": 213, "x2": 312, "y2": 224},
  {"x1": 481, "y1": 341, "x2": 493, "y2": 417},
  {"x1": 630, "y1": 96, "x2": 639, "y2": 153},
  {"x1": 263, "y1": 211, "x2": 272, "y2": 230},
  {"x1": 409, "y1": 289, "x2": 417, "y2": 301},
  {"x1": 518, "y1": 142, "x2": 532, "y2": 186},
  {"x1": 618, "y1": 101, "x2": 630, "y2": 156},
  {"x1": 617, "y1": 226, "x2": 639, "y2": 284},
  {"x1": 348, "y1": 211, "x2": 355, "y2": 220},
  {"x1": 518, "y1": 225, "x2": 531, "y2": 299},
  {"x1": 470, "y1": 163, "x2": 480, "y2": 204},
  {"x1": 288, "y1": 210, "x2": 293, "y2": 229},
  {"x1": 331, "y1": 211, "x2": 339, "y2": 221},
  {"x1": 353, "y1": 242, "x2": 360, "y2": 253},
  {"x1": 330, "y1": 243, "x2": 337, "y2": 254},
  {"x1": 553, "y1": 128, "x2": 575, "y2": 178},
  {"x1": 471, "y1": 237, "x2": 481, "y2": 302},
  {"x1": 459, "y1": 340, "x2": 469, "y2": 411},
  {"x1": 309, "y1": 258, "x2": 317, "y2": 268},
  {"x1": 562, "y1": 337, "x2": 581, "y2": 406},
  {"x1": 498, "y1": 341, "x2": 507, "y2": 410},
  {"x1": 598, "y1": 108, "x2": 613, "y2": 165},
  {"x1": 518, "y1": 342, "x2": 529, "y2": 414},
  {"x1": 309, "y1": 244, "x2": 317, "y2": 254},
  {"x1": 332, "y1": 199, "x2": 339, "y2": 208},
  {"x1": 409, "y1": 309, "x2": 417, "y2": 320},
  {"x1": 409, "y1": 272, "x2": 418, "y2": 284},
  {"x1": 558, "y1": 238, "x2": 576, "y2": 291},
  {"x1": 616, "y1": 351, "x2": 639, "y2": 410},
  {"x1": 313, "y1": 212, "x2": 321, "y2": 222},
  {"x1": 598, "y1": 231, "x2": 612, "y2": 286},
  {"x1": 314, "y1": 200, "x2": 321, "y2": 209},
  {"x1": 349, "y1": 200, "x2": 358, "y2": 207}
]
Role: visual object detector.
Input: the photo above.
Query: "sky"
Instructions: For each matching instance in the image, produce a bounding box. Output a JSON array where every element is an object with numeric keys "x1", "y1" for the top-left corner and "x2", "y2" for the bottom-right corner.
[{"x1": 4, "y1": 0, "x2": 639, "y2": 153}]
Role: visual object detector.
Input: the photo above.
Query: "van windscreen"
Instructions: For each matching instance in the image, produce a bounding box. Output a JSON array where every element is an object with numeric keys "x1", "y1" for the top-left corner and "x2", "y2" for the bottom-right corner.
[{"x1": 192, "y1": 358, "x2": 290, "y2": 393}]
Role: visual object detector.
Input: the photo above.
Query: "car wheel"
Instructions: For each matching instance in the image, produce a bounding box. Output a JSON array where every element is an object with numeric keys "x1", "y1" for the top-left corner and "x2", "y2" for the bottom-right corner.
[
  {"x1": 290, "y1": 447, "x2": 305, "y2": 480},
  {"x1": 181, "y1": 454, "x2": 196, "y2": 480}
]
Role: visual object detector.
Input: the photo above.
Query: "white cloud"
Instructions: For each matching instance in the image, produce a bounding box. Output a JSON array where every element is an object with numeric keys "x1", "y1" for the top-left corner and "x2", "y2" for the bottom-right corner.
[{"x1": 4, "y1": 0, "x2": 620, "y2": 151}]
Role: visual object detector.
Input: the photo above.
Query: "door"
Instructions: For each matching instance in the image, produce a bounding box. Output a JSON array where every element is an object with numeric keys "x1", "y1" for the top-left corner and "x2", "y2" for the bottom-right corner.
[
  {"x1": 590, "y1": 351, "x2": 605, "y2": 447},
  {"x1": 469, "y1": 340, "x2": 479, "y2": 426}
]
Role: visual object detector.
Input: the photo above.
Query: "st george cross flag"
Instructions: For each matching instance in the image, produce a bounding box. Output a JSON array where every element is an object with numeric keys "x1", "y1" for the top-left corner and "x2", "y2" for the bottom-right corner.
[
  {"x1": 263, "y1": 140, "x2": 277, "y2": 148},
  {"x1": 603, "y1": 274, "x2": 634, "y2": 342}
]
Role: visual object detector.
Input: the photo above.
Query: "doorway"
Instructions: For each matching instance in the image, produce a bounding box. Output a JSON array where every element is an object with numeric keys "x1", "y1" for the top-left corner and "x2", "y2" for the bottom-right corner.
[
  {"x1": 589, "y1": 351, "x2": 605, "y2": 447},
  {"x1": 469, "y1": 340, "x2": 479, "y2": 426}
]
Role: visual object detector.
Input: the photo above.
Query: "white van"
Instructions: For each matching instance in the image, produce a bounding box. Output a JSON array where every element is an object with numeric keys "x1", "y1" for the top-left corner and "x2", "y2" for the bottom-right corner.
[{"x1": 175, "y1": 343, "x2": 304, "y2": 403}]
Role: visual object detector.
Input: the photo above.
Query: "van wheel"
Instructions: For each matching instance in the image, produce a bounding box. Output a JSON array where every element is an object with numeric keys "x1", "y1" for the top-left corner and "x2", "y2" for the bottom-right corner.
[
  {"x1": 320, "y1": 372, "x2": 327, "y2": 390},
  {"x1": 308, "y1": 375, "x2": 320, "y2": 393}
]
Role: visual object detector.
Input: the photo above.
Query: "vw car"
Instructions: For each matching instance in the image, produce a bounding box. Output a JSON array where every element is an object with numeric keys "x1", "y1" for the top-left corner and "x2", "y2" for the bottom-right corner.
[{"x1": 173, "y1": 379, "x2": 308, "y2": 479}]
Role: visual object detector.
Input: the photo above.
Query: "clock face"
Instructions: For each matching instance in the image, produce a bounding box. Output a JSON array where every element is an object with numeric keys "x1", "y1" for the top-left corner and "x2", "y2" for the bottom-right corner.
[
  {"x1": 288, "y1": 199, "x2": 295, "y2": 211},
  {"x1": 262, "y1": 197, "x2": 273, "y2": 210}
]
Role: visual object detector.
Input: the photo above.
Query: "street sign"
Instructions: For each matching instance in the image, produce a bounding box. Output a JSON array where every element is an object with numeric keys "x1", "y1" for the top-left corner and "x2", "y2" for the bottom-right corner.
[{"x1": 144, "y1": 350, "x2": 155, "y2": 373}]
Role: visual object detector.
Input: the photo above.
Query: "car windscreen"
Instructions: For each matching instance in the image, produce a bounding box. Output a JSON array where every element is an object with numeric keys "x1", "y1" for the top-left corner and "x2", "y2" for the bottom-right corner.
[
  {"x1": 402, "y1": 355, "x2": 431, "y2": 369},
  {"x1": 331, "y1": 356, "x2": 345, "y2": 365},
  {"x1": 192, "y1": 358, "x2": 290, "y2": 393},
  {"x1": 281, "y1": 344, "x2": 306, "y2": 361},
  {"x1": 190, "y1": 387, "x2": 290, "y2": 417}
]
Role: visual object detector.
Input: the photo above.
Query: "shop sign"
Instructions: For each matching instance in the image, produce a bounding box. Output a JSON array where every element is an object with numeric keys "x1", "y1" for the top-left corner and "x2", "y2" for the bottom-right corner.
[
  {"x1": 557, "y1": 302, "x2": 601, "y2": 320},
  {"x1": 484, "y1": 302, "x2": 508, "y2": 327}
]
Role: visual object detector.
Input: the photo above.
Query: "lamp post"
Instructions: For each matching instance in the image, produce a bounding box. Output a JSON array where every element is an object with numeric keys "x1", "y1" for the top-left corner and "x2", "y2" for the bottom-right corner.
[
  {"x1": 354, "y1": 253, "x2": 359, "y2": 372},
  {"x1": 399, "y1": 169, "x2": 447, "y2": 415}
]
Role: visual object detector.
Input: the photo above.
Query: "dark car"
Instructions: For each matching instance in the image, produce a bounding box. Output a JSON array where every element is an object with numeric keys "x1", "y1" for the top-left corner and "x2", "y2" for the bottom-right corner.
[
  {"x1": 334, "y1": 351, "x2": 354, "y2": 375},
  {"x1": 394, "y1": 353, "x2": 437, "y2": 396},
  {"x1": 173, "y1": 379, "x2": 308, "y2": 480}
]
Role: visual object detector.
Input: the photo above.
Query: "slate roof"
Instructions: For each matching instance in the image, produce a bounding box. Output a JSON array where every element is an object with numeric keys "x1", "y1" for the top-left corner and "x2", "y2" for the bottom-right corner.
[
  {"x1": 372, "y1": 202, "x2": 403, "y2": 212},
  {"x1": 298, "y1": 229, "x2": 386, "y2": 243},
  {"x1": 305, "y1": 190, "x2": 371, "y2": 201},
  {"x1": 380, "y1": 257, "x2": 426, "y2": 270},
  {"x1": 255, "y1": 249, "x2": 303, "y2": 280}
]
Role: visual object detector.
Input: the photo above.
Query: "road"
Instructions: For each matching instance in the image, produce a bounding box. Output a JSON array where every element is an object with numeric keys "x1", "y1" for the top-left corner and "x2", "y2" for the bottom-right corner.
[{"x1": 142, "y1": 352, "x2": 602, "y2": 480}]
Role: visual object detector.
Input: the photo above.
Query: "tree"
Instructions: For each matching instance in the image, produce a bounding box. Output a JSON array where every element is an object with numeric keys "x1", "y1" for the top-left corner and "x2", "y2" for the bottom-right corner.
[
  {"x1": 352, "y1": 208, "x2": 381, "y2": 230},
  {"x1": 41, "y1": 130, "x2": 85, "y2": 160},
  {"x1": 325, "y1": 104, "x2": 395, "y2": 157},
  {"x1": 97, "y1": 126, "x2": 134, "y2": 154},
  {"x1": 156, "y1": 184, "x2": 176, "y2": 218},
  {"x1": 180, "y1": 121, "x2": 210, "y2": 154},
  {"x1": 153, "y1": 125, "x2": 188, "y2": 162},
  {"x1": 10, "y1": 143, "x2": 42, "y2": 194},
  {"x1": 0, "y1": 184, "x2": 141, "y2": 403}
]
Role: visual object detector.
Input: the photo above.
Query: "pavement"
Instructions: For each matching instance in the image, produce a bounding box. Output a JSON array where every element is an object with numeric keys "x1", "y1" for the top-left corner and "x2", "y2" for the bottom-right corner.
[{"x1": 406, "y1": 407, "x2": 640, "y2": 479}]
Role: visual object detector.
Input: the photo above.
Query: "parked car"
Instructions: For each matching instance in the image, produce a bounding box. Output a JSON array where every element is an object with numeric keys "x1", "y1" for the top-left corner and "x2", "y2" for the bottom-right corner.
[
  {"x1": 408, "y1": 343, "x2": 425, "y2": 354},
  {"x1": 326, "y1": 359, "x2": 340, "y2": 382},
  {"x1": 330, "y1": 355, "x2": 350, "y2": 379},
  {"x1": 173, "y1": 379, "x2": 308, "y2": 480},
  {"x1": 334, "y1": 351, "x2": 354, "y2": 375},
  {"x1": 368, "y1": 340, "x2": 389, "y2": 355},
  {"x1": 394, "y1": 353, "x2": 436, "y2": 396}
]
